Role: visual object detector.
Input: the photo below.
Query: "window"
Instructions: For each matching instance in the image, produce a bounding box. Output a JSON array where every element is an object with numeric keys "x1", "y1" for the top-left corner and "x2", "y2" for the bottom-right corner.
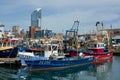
[{"x1": 52, "y1": 46, "x2": 57, "y2": 50}]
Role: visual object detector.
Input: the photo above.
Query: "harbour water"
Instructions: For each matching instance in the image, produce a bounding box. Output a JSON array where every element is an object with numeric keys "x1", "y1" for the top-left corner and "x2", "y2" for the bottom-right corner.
[{"x1": 0, "y1": 56, "x2": 120, "y2": 80}]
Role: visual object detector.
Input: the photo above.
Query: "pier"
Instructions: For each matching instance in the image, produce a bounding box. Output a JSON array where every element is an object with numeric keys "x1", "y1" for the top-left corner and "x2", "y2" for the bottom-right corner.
[
  {"x1": 0, "y1": 57, "x2": 20, "y2": 64},
  {"x1": 0, "y1": 57, "x2": 21, "y2": 68}
]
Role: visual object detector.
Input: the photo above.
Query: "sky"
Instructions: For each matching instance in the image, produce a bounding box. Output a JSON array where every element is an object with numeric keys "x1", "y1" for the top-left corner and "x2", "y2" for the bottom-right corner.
[{"x1": 0, "y1": 0, "x2": 120, "y2": 34}]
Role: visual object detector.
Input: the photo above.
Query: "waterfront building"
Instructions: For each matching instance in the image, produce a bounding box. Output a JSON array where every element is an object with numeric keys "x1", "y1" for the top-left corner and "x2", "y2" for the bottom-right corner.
[
  {"x1": 35, "y1": 29, "x2": 53, "y2": 38},
  {"x1": 31, "y1": 8, "x2": 42, "y2": 29},
  {"x1": 29, "y1": 26, "x2": 54, "y2": 38},
  {"x1": 12, "y1": 26, "x2": 21, "y2": 33},
  {"x1": 29, "y1": 26, "x2": 40, "y2": 38},
  {"x1": 12, "y1": 25, "x2": 21, "y2": 37}
]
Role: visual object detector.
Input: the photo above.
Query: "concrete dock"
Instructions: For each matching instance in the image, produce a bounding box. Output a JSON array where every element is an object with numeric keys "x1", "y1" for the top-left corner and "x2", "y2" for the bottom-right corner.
[
  {"x1": 0, "y1": 57, "x2": 20, "y2": 63},
  {"x1": 0, "y1": 57, "x2": 21, "y2": 68}
]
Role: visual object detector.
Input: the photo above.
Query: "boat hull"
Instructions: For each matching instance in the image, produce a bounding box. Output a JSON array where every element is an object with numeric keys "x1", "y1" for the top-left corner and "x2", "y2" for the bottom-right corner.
[
  {"x1": 19, "y1": 54, "x2": 94, "y2": 71},
  {"x1": 84, "y1": 52, "x2": 113, "y2": 60},
  {"x1": 68, "y1": 48, "x2": 113, "y2": 59},
  {"x1": 68, "y1": 49, "x2": 113, "y2": 63},
  {"x1": 0, "y1": 47, "x2": 18, "y2": 58}
]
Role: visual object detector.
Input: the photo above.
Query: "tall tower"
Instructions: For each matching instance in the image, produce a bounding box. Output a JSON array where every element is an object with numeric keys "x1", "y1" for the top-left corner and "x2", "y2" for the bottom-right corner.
[{"x1": 31, "y1": 8, "x2": 42, "y2": 29}]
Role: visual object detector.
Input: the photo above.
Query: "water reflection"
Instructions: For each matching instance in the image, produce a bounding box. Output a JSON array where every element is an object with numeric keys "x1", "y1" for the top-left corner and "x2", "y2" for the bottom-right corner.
[
  {"x1": 28, "y1": 64, "x2": 95, "y2": 80},
  {"x1": 18, "y1": 67, "x2": 30, "y2": 80},
  {"x1": 0, "y1": 67, "x2": 18, "y2": 80},
  {"x1": 0, "y1": 58, "x2": 113, "y2": 80},
  {"x1": 19, "y1": 59, "x2": 112, "y2": 80},
  {"x1": 95, "y1": 61, "x2": 112, "y2": 80}
]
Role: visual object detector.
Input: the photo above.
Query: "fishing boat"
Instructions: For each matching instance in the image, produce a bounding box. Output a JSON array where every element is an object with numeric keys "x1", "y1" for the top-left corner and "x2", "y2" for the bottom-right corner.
[
  {"x1": 0, "y1": 38, "x2": 18, "y2": 58},
  {"x1": 68, "y1": 41, "x2": 113, "y2": 63},
  {"x1": 18, "y1": 42, "x2": 94, "y2": 71},
  {"x1": 63, "y1": 20, "x2": 113, "y2": 64},
  {"x1": 84, "y1": 42, "x2": 113, "y2": 62}
]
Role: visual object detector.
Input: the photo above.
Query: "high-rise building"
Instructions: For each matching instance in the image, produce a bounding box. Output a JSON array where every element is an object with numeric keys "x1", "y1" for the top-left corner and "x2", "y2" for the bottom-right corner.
[{"x1": 31, "y1": 8, "x2": 42, "y2": 29}]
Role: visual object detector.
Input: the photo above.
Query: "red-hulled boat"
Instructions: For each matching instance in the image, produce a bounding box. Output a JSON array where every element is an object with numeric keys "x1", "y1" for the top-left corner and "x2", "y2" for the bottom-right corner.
[
  {"x1": 67, "y1": 41, "x2": 113, "y2": 63},
  {"x1": 84, "y1": 42, "x2": 113, "y2": 63}
]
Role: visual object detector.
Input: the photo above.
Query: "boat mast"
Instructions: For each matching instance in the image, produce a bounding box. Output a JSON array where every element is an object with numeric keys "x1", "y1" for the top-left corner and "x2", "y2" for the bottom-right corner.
[{"x1": 65, "y1": 20, "x2": 79, "y2": 49}]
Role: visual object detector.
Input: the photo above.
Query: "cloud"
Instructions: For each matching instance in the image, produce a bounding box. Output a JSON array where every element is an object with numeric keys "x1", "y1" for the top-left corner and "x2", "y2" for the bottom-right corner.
[
  {"x1": 42, "y1": 8, "x2": 120, "y2": 33},
  {"x1": 0, "y1": 0, "x2": 120, "y2": 34}
]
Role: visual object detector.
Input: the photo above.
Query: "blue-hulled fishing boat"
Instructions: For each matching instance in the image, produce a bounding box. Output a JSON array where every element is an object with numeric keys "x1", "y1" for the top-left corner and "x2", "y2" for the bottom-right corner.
[{"x1": 18, "y1": 42, "x2": 94, "y2": 71}]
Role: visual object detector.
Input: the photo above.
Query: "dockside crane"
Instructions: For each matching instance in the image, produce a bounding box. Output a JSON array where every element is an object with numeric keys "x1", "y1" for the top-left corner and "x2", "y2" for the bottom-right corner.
[{"x1": 64, "y1": 20, "x2": 80, "y2": 52}]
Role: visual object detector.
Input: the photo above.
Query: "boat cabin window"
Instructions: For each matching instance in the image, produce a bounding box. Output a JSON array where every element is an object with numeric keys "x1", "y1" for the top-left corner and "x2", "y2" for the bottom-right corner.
[
  {"x1": 98, "y1": 44, "x2": 104, "y2": 48},
  {"x1": 102, "y1": 44, "x2": 104, "y2": 47},
  {"x1": 48, "y1": 46, "x2": 51, "y2": 51},
  {"x1": 0, "y1": 42, "x2": 2, "y2": 47},
  {"x1": 52, "y1": 46, "x2": 57, "y2": 50},
  {"x1": 88, "y1": 42, "x2": 105, "y2": 48},
  {"x1": 98, "y1": 44, "x2": 100, "y2": 47},
  {"x1": 94, "y1": 44, "x2": 97, "y2": 47},
  {"x1": 8, "y1": 42, "x2": 12, "y2": 46},
  {"x1": 3, "y1": 42, "x2": 6, "y2": 47},
  {"x1": 89, "y1": 44, "x2": 97, "y2": 48},
  {"x1": 34, "y1": 51, "x2": 44, "y2": 56}
]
